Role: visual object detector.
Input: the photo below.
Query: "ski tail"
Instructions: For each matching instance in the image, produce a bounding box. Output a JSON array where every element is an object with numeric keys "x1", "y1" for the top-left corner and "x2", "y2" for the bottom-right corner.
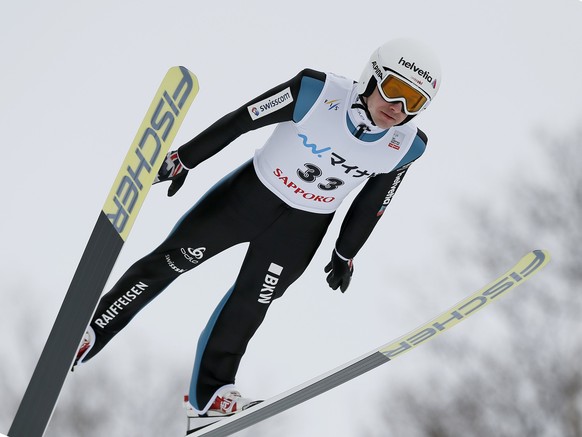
[
  {"x1": 187, "y1": 250, "x2": 550, "y2": 437},
  {"x1": 103, "y1": 66, "x2": 197, "y2": 241}
]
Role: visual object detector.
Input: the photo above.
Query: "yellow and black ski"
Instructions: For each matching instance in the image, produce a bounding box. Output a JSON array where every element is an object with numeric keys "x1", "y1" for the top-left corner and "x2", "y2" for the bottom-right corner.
[{"x1": 10, "y1": 66, "x2": 199, "y2": 437}]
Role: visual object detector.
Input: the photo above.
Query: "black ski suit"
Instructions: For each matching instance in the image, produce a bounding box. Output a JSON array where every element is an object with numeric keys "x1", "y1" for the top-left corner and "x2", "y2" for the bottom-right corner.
[{"x1": 85, "y1": 68, "x2": 428, "y2": 411}]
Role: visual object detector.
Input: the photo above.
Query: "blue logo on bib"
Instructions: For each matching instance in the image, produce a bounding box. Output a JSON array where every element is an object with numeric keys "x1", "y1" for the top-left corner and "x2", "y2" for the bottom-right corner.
[{"x1": 298, "y1": 134, "x2": 331, "y2": 158}]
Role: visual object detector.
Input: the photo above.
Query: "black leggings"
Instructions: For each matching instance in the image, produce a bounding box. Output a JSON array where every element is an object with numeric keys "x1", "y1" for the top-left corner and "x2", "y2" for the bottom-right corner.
[{"x1": 86, "y1": 160, "x2": 334, "y2": 409}]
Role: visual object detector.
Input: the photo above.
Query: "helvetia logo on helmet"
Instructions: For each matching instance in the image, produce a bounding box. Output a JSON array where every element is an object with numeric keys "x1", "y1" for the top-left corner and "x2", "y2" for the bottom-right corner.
[{"x1": 398, "y1": 57, "x2": 433, "y2": 84}]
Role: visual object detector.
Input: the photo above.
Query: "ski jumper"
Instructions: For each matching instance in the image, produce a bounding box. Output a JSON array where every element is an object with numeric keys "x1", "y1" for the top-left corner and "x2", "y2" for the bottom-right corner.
[{"x1": 84, "y1": 69, "x2": 428, "y2": 412}]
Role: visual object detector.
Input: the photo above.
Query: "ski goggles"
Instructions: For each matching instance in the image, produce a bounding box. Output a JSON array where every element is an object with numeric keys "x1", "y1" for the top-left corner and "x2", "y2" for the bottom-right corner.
[{"x1": 377, "y1": 73, "x2": 430, "y2": 115}]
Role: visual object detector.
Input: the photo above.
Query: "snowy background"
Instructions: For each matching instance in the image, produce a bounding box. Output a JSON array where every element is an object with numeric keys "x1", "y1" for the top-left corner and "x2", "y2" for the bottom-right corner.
[{"x1": 1, "y1": 0, "x2": 582, "y2": 436}]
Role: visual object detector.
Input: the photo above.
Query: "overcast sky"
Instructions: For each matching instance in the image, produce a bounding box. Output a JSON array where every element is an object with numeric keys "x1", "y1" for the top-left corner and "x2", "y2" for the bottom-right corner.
[{"x1": 2, "y1": 0, "x2": 582, "y2": 436}]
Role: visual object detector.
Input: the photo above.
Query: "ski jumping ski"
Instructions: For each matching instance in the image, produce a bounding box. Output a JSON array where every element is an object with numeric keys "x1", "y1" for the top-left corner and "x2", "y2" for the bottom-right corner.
[
  {"x1": 185, "y1": 249, "x2": 550, "y2": 437},
  {"x1": 9, "y1": 66, "x2": 199, "y2": 437}
]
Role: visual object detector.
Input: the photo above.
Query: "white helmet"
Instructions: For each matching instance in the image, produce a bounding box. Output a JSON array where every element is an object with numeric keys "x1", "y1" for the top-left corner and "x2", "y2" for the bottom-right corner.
[{"x1": 358, "y1": 38, "x2": 441, "y2": 116}]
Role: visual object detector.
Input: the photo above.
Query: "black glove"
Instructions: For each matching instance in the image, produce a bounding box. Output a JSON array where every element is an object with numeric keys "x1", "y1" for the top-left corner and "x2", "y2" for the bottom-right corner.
[
  {"x1": 153, "y1": 150, "x2": 189, "y2": 197},
  {"x1": 324, "y1": 249, "x2": 354, "y2": 293}
]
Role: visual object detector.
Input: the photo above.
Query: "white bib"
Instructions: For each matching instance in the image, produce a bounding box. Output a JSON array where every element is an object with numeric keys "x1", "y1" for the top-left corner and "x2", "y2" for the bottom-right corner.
[{"x1": 253, "y1": 73, "x2": 418, "y2": 214}]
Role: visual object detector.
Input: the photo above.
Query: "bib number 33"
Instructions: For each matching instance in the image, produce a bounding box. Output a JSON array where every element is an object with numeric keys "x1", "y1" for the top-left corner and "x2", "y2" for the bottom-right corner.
[{"x1": 297, "y1": 163, "x2": 344, "y2": 191}]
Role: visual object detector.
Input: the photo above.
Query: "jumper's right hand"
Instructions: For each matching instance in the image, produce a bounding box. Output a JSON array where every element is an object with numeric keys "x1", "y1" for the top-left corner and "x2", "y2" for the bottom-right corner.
[{"x1": 154, "y1": 150, "x2": 189, "y2": 197}]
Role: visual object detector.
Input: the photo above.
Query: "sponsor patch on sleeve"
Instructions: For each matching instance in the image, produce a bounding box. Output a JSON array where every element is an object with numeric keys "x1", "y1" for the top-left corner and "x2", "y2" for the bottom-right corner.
[{"x1": 247, "y1": 87, "x2": 294, "y2": 120}]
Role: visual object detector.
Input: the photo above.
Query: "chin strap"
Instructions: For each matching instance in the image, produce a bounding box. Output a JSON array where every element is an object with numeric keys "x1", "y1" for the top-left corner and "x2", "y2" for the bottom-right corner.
[
  {"x1": 348, "y1": 89, "x2": 379, "y2": 138},
  {"x1": 350, "y1": 95, "x2": 375, "y2": 127}
]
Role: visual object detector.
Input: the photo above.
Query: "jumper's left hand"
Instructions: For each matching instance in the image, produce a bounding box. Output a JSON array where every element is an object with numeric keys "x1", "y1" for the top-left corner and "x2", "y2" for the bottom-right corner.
[{"x1": 324, "y1": 249, "x2": 354, "y2": 293}]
